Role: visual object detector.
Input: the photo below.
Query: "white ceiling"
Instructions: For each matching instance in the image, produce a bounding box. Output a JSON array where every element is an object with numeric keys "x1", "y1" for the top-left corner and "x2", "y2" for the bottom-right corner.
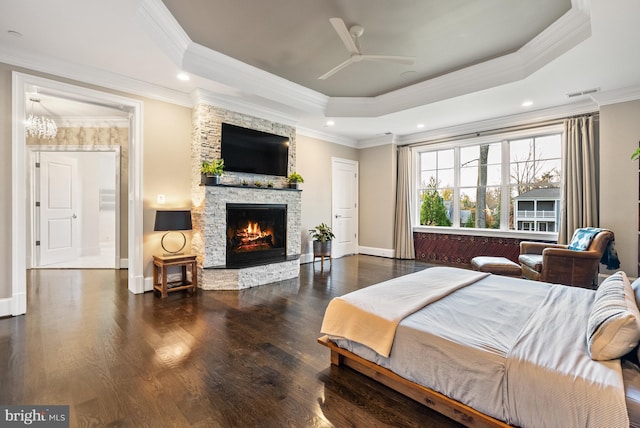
[{"x1": 1, "y1": 0, "x2": 640, "y2": 146}]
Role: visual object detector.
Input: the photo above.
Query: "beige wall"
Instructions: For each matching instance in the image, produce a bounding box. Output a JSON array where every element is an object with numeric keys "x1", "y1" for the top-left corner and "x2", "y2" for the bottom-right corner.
[
  {"x1": 142, "y1": 99, "x2": 192, "y2": 277},
  {"x1": 295, "y1": 134, "x2": 358, "y2": 257},
  {"x1": 359, "y1": 143, "x2": 397, "y2": 253},
  {"x1": 600, "y1": 100, "x2": 640, "y2": 277}
]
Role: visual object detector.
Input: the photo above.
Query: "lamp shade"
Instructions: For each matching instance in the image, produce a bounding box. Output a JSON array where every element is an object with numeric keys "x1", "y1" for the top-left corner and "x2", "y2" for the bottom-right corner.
[{"x1": 154, "y1": 210, "x2": 192, "y2": 231}]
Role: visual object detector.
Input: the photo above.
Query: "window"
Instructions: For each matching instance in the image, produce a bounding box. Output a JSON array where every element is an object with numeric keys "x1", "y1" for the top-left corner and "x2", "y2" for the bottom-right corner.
[{"x1": 415, "y1": 126, "x2": 562, "y2": 234}]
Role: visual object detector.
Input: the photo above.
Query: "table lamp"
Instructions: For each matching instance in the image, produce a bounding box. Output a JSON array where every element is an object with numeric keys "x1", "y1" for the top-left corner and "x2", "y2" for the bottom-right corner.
[{"x1": 154, "y1": 210, "x2": 192, "y2": 255}]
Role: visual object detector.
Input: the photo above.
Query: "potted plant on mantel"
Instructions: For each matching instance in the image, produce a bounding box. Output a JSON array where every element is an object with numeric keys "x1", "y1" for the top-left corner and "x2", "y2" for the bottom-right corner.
[
  {"x1": 287, "y1": 172, "x2": 304, "y2": 189},
  {"x1": 309, "y1": 222, "x2": 335, "y2": 259},
  {"x1": 201, "y1": 159, "x2": 225, "y2": 185}
]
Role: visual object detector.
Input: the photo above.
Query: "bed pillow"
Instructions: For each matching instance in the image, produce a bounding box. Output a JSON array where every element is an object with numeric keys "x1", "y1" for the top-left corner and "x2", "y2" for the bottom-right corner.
[{"x1": 587, "y1": 271, "x2": 640, "y2": 360}]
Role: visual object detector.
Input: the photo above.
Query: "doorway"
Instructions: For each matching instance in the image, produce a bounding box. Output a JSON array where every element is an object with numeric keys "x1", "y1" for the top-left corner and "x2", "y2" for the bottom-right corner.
[
  {"x1": 29, "y1": 148, "x2": 120, "y2": 269},
  {"x1": 11, "y1": 72, "x2": 145, "y2": 316}
]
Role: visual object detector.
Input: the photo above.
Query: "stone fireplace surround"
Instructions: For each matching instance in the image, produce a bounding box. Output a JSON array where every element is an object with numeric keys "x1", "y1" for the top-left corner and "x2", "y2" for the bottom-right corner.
[
  {"x1": 200, "y1": 185, "x2": 301, "y2": 290},
  {"x1": 191, "y1": 104, "x2": 301, "y2": 290}
]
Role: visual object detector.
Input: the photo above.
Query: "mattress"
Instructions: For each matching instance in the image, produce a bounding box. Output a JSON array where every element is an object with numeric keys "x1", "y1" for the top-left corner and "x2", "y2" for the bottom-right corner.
[{"x1": 328, "y1": 271, "x2": 632, "y2": 427}]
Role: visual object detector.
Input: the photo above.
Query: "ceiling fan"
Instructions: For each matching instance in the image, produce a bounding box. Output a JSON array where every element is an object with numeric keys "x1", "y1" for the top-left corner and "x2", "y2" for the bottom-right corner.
[{"x1": 318, "y1": 17, "x2": 416, "y2": 80}]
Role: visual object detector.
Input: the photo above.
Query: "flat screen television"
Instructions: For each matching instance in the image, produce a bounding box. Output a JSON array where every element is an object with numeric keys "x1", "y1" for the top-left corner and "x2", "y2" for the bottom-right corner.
[{"x1": 221, "y1": 123, "x2": 289, "y2": 177}]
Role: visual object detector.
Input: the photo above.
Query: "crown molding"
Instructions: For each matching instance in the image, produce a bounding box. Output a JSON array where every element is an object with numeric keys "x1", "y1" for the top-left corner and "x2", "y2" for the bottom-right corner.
[
  {"x1": 396, "y1": 99, "x2": 598, "y2": 145},
  {"x1": 138, "y1": 0, "x2": 329, "y2": 116},
  {"x1": 520, "y1": 6, "x2": 591, "y2": 75},
  {"x1": 357, "y1": 134, "x2": 396, "y2": 149},
  {"x1": 590, "y1": 85, "x2": 640, "y2": 106},
  {"x1": 295, "y1": 126, "x2": 358, "y2": 148},
  {"x1": 191, "y1": 89, "x2": 300, "y2": 127},
  {"x1": 136, "y1": 0, "x2": 191, "y2": 66},
  {"x1": 325, "y1": 7, "x2": 591, "y2": 118},
  {"x1": 0, "y1": 47, "x2": 193, "y2": 108},
  {"x1": 182, "y1": 43, "x2": 328, "y2": 114}
]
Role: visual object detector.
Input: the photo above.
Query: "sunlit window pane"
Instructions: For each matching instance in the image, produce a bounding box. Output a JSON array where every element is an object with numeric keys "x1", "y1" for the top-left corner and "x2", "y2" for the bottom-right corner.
[
  {"x1": 438, "y1": 168, "x2": 455, "y2": 188},
  {"x1": 416, "y1": 131, "x2": 561, "y2": 233}
]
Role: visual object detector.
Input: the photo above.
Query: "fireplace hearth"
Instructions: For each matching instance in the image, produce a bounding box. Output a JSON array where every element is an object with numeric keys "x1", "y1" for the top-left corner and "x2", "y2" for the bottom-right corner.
[{"x1": 226, "y1": 203, "x2": 287, "y2": 267}]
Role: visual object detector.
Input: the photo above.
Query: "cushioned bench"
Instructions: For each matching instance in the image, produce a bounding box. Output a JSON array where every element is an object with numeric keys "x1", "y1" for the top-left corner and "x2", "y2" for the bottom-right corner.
[{"x1": 470, "y1": 256, "x2": 522, "y2": 277}]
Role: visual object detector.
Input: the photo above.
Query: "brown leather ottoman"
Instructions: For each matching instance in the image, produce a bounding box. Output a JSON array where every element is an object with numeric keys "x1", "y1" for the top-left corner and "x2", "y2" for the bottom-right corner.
[{"x1": 471, "y1": 256, "x2": 522, "y2": 277}]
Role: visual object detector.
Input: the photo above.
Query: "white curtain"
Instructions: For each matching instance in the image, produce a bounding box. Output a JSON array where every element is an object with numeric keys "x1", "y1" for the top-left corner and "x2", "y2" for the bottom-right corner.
[
  {"x1": 558, "y1": 115, "x2": 597, "y2": 244},
  {"x1": 394, "y1": 146, "x2": 415, "y2": 259}
]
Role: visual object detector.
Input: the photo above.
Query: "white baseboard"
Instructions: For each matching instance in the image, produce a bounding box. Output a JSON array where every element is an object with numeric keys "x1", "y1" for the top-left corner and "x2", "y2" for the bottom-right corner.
[
  {"x1": 119, "y1": 258, "x2": 128, "y2": 269},
  {"x1": 358, "y1": 246, "x2": 395, "y2": 258},
  {"x1": 300, "y1": 252, "x2": 314, "y2": 264},
  {"x1": 0, "y1": 297, "x2": 12, "y2": 317},
  {"x1": 144, "y1": 276, "x2": 153, "y2": 292}
]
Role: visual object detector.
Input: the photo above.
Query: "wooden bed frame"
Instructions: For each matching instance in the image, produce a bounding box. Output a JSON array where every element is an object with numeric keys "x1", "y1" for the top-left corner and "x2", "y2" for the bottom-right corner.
[{"x1": 317, "y1": 335, "x2": 512, "y2": 428}]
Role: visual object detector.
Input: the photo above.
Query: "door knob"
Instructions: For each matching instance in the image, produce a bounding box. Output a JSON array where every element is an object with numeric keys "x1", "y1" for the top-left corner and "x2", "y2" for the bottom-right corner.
[{"x1": 72, "y1": 214, "x2": 77, "y2": 219}]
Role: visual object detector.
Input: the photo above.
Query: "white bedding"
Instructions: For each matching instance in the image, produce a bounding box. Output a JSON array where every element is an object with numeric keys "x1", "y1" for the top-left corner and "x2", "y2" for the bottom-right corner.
[{"x1": 325, "y1": 269, "x2": 629, "y2": 428}]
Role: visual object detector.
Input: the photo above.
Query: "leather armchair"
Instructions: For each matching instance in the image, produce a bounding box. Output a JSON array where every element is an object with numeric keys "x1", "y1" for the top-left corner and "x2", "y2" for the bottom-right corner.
[{"x1": 518, "y1": 229, "x2": 614, "y2": 289}]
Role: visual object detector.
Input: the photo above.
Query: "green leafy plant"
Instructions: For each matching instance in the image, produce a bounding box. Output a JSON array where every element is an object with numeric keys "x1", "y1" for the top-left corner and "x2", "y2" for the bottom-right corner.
[
  {"x1": 309, "y1": 222, "x2": 335, "y2": 243},
  {"x1": 254, "y1": 181, "x2": 262, "y2": 187},
  {"x1": 241, "y1": 180, "x2": 249, "y2": 186},
  {"x1": 287, "y1": 172, "x2": 304, "y2": 183},
  {"x1": 632, "y1": 145, "x2": 640, "y2": 161},
  {"x1": 201, "y1": 159, "x2": 225, "y2": 176},
  {"x1": 266, "y1": 181, "x2": 274, "y2": 188}
]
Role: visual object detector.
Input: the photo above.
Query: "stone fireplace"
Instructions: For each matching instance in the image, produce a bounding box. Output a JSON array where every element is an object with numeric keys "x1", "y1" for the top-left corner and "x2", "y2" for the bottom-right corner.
[{"x1": 191, "y1": 104, "x2": 301, "y2": 290}]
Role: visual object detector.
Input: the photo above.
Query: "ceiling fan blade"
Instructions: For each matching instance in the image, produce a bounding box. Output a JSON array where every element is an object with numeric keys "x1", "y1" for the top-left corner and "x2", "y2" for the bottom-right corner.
[
  {"x1": 360, "y1": 55, "x2": 416, "y2": 65},
  {"x1": 318, "y1": 56, "x2": 358, "y2": 80},
  {"x1": 329, "y1": 17, "x2": 359, "y2": 55}
]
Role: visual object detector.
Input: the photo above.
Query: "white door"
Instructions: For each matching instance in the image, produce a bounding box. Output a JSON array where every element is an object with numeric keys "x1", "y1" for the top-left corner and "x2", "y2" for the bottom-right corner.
[
  {"x1": 39, "y1": 152, "x2": 80, "y2": 266},
  {"x1": 331, "y1": 158, "x2": 359, "y2": 258}
]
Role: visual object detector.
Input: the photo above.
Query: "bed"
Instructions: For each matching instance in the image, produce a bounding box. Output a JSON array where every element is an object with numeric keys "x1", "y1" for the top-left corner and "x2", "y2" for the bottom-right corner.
[{"x1": 318, "y1": 266, "x2": 640, "y2": 428}]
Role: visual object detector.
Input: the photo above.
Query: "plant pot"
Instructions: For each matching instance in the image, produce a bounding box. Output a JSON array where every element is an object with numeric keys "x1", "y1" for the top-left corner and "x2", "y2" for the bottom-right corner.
[
  {"x1": 313, "y1": 240, "x2": 332, "y2": 257},
  {"x1": 205, "y1": 175, "x2": 221, "y2": 185},
  {"x1": 288, "y1": 182, "x2": 299, "y2": 189}
]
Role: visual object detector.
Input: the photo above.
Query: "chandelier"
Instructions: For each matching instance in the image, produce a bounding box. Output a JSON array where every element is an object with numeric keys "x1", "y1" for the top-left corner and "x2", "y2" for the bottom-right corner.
[{"x1": 25, "y1": 97, "x2": 58, "y2": 139}]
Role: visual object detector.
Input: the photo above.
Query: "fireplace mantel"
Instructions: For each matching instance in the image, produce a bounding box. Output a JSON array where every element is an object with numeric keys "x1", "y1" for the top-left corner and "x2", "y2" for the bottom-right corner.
[{"x1": 202, "y1": 183, "x2": 301, "y2": 192}]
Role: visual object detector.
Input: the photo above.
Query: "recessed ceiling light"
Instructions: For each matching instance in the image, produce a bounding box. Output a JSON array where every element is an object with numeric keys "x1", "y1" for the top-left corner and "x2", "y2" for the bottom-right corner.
[
  {"x1": 177, "y1": 73, "x2": 190, "y2": 81},
  {"x1": 326, "y1": 120, "x2": 335, "y2": 127},
  {"x1": 8, "y1": 30, "x2": 22, "y2": 37},
  {"x1": 417, "y1": 124, "x2": 425, "y2": 129},
  {"x1": 521, "y1": 100, "x2": 533, "y2": 107}
]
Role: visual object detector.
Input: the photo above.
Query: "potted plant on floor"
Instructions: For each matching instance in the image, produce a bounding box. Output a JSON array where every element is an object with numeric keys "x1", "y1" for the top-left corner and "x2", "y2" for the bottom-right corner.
[
  {"x1": 287, "y1": 172, "x2": 304, "y2": 189},
  {"x1": 309, "y1": 222, "x2": 335, "y2": 258},
  {"x1": 201, "y1": 159, "x2": 225, "y2": 185}
]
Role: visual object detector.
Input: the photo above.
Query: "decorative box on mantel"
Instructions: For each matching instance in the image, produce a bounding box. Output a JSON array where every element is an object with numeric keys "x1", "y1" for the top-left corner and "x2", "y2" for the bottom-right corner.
[{"x1": 198, "y1": 185, "x2": 302, "y2": 290}]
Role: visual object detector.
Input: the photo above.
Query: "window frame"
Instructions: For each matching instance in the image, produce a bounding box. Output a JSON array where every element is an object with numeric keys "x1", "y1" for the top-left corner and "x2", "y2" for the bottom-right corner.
[{"x1": 411, "y1": 124, "x2": 563, "y2": 240}]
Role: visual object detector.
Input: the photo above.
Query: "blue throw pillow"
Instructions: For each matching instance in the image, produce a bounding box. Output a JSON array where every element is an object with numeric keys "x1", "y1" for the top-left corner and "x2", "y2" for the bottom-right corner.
[{"x1": 568, "y1": 227, "x2": 602, "y2": 251}]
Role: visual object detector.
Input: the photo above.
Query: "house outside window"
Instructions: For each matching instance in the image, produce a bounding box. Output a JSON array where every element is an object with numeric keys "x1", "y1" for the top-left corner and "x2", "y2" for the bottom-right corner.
[
  {"x1": 414, "y1": 125, "x2": 562, "y2": 236},
  {"x1": 514, "y1": 188, "x2": 560, "y2": 232}
]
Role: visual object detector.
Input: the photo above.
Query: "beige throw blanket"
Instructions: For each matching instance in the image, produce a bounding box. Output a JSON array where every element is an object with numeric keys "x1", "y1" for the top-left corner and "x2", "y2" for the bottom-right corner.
[{"x1": 320, "y1": 266, "x2": 489, "y2": 357}]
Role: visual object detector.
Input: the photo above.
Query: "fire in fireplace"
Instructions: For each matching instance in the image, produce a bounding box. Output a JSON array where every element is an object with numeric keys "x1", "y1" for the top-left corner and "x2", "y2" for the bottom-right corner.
[{"x1": 226, "y1": 203, "x2": 287, "y2": 267}]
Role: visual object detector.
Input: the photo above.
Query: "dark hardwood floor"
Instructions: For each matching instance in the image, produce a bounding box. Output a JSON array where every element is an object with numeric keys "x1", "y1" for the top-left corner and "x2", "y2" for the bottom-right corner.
[{"x1": 0, "y1": 255, "x2": 463, "y2": 428}]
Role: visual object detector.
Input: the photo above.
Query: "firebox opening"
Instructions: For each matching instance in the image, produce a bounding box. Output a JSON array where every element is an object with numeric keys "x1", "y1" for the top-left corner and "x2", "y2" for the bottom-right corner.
[{"x1": 226, "y1": 203, "x2": 287, "y2": 268}]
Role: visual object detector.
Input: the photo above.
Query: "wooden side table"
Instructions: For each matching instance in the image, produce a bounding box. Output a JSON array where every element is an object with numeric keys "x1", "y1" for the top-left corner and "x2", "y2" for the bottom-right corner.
[{"x1": 152, "y1": 254, "x2": 197, "y2": 298}]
